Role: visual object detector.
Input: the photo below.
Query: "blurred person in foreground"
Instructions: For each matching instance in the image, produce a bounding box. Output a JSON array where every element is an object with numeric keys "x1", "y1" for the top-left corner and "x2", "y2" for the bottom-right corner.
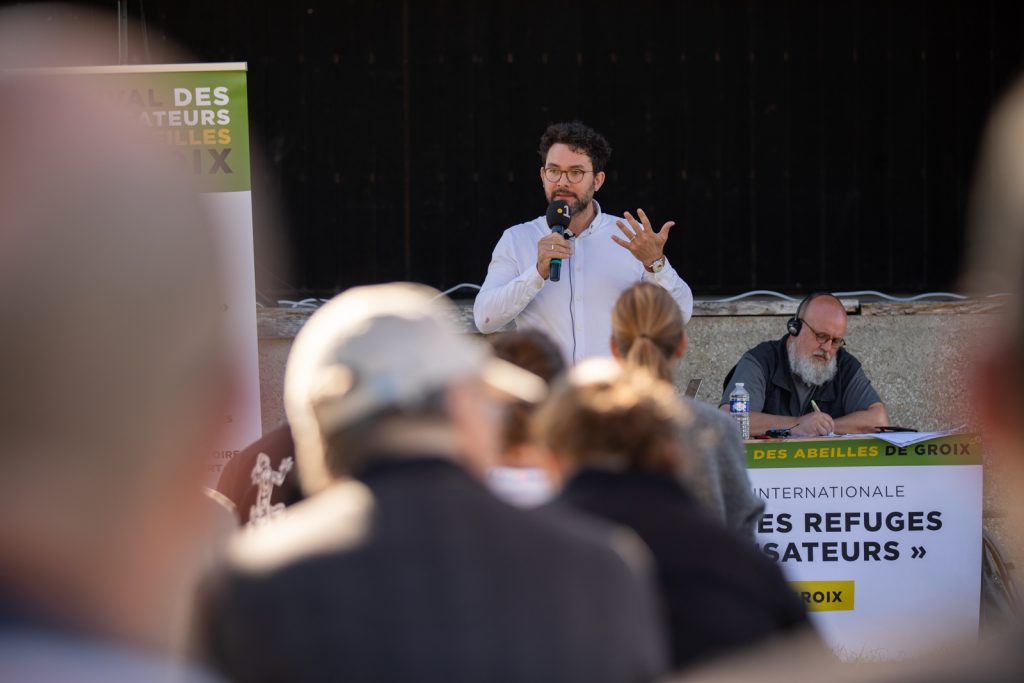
[
  {"x1": 199, "y1": 283, "x2": 669, "y2": 683},
  {"x1": 612, "y1": 282, "x2": 763, "y2": 537},
  {"x1": 485, "y1": 329, "x2": 566, "y2": 506},
  {"x1": 0, "y1": 77, "x2": 234, "y2": 681},
  {"x1": 868, "y1": 65, "x2": 1024, "y2": 683},
  {"x1": 534, "y1": 359, "x2": 812, "y2": 672}
]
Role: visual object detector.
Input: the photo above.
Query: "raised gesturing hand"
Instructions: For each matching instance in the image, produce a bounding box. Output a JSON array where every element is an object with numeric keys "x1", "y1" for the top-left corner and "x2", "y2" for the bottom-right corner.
[{"x1": 612, "y1": 208, "x2": 674, "y2": 269}]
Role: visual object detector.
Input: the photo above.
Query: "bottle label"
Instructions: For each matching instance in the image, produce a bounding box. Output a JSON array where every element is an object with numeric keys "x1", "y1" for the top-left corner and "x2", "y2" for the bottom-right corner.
[{"x1": 730, "y1": 398, "x2": 748, "y2": 414}]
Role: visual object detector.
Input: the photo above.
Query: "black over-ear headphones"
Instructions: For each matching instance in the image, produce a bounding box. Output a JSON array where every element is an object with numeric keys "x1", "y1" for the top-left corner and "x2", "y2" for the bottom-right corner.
[{"x1": 787, "y1": 292, "x2": 837, "y2": 337}]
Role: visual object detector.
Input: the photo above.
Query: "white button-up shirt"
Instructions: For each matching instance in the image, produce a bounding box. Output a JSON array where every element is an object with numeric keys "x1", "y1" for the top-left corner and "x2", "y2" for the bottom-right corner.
[{"x1": 474, "y1": 201, "x2": 694, "y2": 365}]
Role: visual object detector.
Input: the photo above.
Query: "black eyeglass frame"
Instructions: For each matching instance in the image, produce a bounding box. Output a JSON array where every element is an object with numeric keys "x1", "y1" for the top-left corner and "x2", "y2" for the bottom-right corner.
[{"x1": 798, "y1": 318, "x2": 847, "y2": 349}]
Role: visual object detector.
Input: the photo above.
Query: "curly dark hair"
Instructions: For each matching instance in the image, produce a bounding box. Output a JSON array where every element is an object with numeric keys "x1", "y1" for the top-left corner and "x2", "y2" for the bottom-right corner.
[{"x1": 538, "y1": 121, "x2": 612, "y2": 173}]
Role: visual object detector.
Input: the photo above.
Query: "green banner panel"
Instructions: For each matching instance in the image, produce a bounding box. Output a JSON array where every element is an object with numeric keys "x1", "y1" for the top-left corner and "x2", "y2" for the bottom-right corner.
[
  {"x1": 745, "y1": 434, "x2": 982, "y2": 469},
  {"x1": 46, "y1": 67, "x2": 251, "y2": 193}
]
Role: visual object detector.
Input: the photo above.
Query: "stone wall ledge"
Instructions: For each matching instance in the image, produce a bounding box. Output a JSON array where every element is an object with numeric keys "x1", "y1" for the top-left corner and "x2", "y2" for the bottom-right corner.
[{"x1": 257, "y1": 298, "x2": 1002, "y2": 339}]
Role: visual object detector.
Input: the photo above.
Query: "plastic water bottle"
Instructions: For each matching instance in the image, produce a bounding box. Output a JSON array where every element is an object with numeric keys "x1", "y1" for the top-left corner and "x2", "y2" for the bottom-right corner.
[{"x1": 729, "y1": 382, "x2": 750, "y2": 440}]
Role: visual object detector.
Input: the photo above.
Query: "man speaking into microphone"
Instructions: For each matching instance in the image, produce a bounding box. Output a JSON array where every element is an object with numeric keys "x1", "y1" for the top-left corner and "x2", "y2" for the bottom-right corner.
[{"x1": 474, "y1": 121, "x2": 694, "y2": 365}]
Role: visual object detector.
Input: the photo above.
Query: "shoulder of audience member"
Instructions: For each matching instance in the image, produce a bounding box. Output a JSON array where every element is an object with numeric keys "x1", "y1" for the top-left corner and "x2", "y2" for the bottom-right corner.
[
  {"x1": 531, "y1": 503, "x2": 657, "y2": 581},
  {"x1": 669, "y1": 511, "x2": 800, "y2": 596},
  {"x1": 684, "y1": 397, "x2": 741, "y2": 437},
  {"x1": 222, "y1": 479, "x2": 374, "y2": 575}
]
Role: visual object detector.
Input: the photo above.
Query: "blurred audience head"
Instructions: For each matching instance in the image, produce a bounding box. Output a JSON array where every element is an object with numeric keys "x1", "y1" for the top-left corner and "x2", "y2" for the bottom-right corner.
[
  {"x1": 966, "y1": 79, "x2": 1024, "y2": 514},
  {"x1": 489, "y1": 329, "x2": 566, "y2": 385},
  {"x1": 966, "y1": 79, "x2": 1024, "y2": 305},
  {"x1": 485, "y1": 330, "x2": 562, "y2": 505},
  {"x1": 0, "y1": 4, "x2": 181, "y2": 68},
  {"x1": 0, "y1": 40, "x2": 232, "y2": 655},
  {"x1": 534, "y1": 359, "x2": 685, "y2": 477},
  {"x1": 611, "y1": 282, "x2": 687, "y2": 383},
  {"x1": 487, "y1": 330, "x2": 563, "y2": 458},
  {"x1": 284, "y1": 284, "x2": 545, "y2": 494}
]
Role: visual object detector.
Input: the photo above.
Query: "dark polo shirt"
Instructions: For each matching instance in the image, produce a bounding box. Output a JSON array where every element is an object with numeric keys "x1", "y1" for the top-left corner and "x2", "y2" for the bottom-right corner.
[{"x1": 720, "y1": 335, "x2": 881, "y2": 418}]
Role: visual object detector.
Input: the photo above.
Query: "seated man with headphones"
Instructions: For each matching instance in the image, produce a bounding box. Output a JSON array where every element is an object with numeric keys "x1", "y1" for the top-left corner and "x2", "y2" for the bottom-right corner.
[{"x1": 718, "y1": 292, "x2": 889, "y2": 437}]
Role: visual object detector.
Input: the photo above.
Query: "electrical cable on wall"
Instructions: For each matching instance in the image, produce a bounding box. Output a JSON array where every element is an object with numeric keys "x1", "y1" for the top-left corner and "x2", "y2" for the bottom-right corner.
[
  {"x1": 706, "y1": 290, "x2": 986, "y2": 304},
  {"x1": 279, "y1": 286, "x2": 1004, "y2": 310}
]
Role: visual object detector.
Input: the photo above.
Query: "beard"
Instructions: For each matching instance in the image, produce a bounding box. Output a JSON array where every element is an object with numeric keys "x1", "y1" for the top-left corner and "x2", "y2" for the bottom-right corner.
[
  {"x1": 788, "y1": 343, "x2": 838, "y2": 387},
  {"x1": 547, "y1": 182, "x2": 594, "y2": 215}
]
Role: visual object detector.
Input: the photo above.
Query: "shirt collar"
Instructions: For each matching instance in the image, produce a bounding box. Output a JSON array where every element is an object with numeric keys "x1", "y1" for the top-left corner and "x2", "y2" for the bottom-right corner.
[
  {"x1": 771, "y1": 336, "x2": 796, "y2": 394},
  {"x1": 572, "y1": 199, "x2": 604, "y2": 238}
]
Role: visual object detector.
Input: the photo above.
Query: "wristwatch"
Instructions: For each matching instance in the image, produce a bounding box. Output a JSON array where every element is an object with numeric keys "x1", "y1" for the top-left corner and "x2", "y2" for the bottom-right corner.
[{"x1": 646, "y1": 256, "x2": 666, "y2": 274}]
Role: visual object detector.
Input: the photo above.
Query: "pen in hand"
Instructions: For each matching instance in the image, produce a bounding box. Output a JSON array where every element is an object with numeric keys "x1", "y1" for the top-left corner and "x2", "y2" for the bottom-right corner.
[{"x1": 809, "y1": 400, "x2": 838, "y2": 436}]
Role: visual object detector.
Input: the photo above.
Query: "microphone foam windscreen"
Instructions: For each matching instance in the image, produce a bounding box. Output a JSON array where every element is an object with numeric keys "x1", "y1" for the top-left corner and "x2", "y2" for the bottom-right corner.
[{"x1": 546, "y1": 199, "x2": 571, "y2": 229}]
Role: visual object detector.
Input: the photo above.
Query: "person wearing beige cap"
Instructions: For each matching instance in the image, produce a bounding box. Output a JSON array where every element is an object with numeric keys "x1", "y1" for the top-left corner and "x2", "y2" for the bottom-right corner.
[{"x1": 199, "y1": 283, "x2": 669, "y2": 683}]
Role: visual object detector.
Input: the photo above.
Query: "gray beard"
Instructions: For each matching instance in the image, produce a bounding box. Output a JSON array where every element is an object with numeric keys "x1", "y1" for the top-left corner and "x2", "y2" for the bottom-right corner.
[{"x1": 788, "y1": 343, "x2": 838, "y2": 387}]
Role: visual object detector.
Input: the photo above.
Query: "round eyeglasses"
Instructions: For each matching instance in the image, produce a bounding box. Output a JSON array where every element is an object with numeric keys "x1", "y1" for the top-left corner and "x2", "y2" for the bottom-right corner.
[{"x1": 543, "y1": 167, "x2": 593, "y2": 184}]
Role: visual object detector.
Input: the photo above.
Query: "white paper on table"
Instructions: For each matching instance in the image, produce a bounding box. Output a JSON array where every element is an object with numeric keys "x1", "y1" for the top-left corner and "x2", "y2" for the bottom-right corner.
[{"x1": 869, "y1": 427, "x2": 967, "y2": 448}]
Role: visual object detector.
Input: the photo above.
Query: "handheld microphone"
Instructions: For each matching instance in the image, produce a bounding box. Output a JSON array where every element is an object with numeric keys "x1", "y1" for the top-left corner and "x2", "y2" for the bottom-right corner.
[{"x1": 545, "y1": 199, "x2": 572, "y2": 282}]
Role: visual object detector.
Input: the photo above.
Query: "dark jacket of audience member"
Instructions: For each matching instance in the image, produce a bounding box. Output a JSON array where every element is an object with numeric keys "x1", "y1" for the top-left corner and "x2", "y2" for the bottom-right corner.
[
  {"x1": 558, "y1": 467, "x2": 809, "y2": 670},
  {"x1": 537, "y1": 360, "x2": 812, "y2": 671},
  {"x1": 204, "y1": 455, "x2": 667, "y2": 683}
]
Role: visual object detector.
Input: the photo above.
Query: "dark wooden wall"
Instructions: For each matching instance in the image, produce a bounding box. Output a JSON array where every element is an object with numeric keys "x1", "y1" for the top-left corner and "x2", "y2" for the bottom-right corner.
[{"x1": 77, "y1": 1, "x2": 1024, "y2": 297}]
